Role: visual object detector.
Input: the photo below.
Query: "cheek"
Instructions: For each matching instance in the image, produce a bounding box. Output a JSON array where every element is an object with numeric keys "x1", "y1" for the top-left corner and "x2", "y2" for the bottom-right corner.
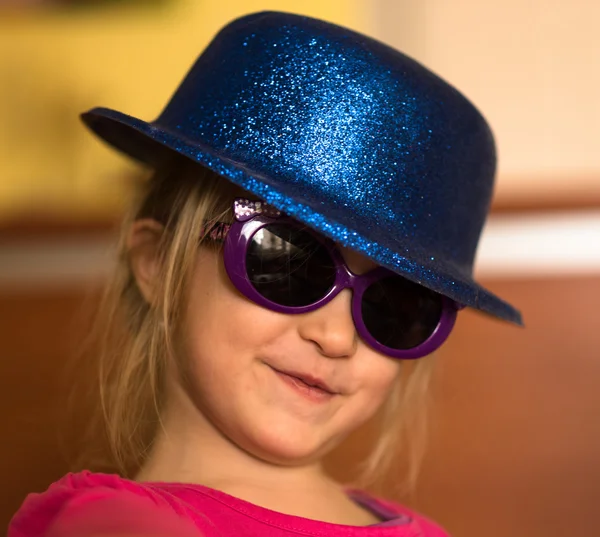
[
  {"x1": 187, "y1": 251, "x2": 267, "y2": 335},
  {"x1": 349, "y1": 355, "x2": 402, "y2": 421},
  {"x1": 371, "y1": 358, "x2": 402, "y2": 393},
  {"x1": 180, "y1": 249, "x2": 290, "y2": 379}
]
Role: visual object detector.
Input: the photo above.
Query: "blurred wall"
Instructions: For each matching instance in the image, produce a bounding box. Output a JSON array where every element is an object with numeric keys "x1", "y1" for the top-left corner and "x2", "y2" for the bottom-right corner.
[
  {"x1": 377, "y1": 0, "x2": 600, "y2": 203},
  {"x1": 369, "y1": 4, "x2": 600, "y2": 535},
  {"x1": 2, "y1": 2, "x2": 600, "y2": 537}
]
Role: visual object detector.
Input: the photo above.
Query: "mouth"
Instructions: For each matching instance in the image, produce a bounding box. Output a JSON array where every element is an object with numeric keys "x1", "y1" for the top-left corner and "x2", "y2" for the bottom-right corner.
[{"x1": 268, "y1": 366, "x2": 338, "y2": 402}]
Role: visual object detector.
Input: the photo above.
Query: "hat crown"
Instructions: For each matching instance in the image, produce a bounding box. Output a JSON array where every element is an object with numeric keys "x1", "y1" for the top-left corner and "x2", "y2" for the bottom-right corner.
[
  {"x1": 158, "y1": 13, "x2": 495, "y2": 276},
  {"x1": 81, "y1": 12, "x2": 520, "y2": 322}
]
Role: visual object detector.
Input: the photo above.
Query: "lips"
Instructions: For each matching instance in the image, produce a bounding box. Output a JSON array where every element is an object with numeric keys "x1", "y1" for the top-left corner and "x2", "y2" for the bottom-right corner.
[
  {"x1": 267, "y1": 365, "x2": 338, "y2": 399},
  {"x1": 284, "y1": 371, "x2": 335, "y2": 394}
]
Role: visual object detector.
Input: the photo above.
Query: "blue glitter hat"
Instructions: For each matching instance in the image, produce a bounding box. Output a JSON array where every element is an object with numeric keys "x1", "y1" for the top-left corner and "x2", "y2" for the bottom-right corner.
[{"x1": 81, "y1": 11, "x2": 522, "y2": 325}]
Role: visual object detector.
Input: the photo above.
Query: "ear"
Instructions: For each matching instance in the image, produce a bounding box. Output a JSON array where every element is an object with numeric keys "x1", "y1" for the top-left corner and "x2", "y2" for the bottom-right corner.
[{"x1": 127, "y1": 218, "x2": 165, "y2": 304}]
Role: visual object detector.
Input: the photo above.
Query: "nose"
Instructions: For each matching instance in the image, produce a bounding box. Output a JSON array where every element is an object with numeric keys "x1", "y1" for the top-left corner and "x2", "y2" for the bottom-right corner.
[{"x1": 297, "y1": 289, "x2": 358, "y2": 358}]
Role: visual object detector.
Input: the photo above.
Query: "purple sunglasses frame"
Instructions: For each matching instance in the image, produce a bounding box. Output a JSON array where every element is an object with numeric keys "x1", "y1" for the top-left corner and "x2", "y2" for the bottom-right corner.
[{"x1": 208, "y1": 199, "x2": 460, "y2": 359}]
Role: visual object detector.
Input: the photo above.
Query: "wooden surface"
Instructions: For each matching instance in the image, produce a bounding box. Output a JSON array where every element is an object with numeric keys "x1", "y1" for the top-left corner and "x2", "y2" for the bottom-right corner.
[
  {"x1": 1, "y1": 277, "x2": 600, "y2": 536},
  {"x1": 0, "y1": 288, "x2": 94, "y2": 522},
  {"x1": 407, "y1": 277, "x2": 600, "y2": 536}
]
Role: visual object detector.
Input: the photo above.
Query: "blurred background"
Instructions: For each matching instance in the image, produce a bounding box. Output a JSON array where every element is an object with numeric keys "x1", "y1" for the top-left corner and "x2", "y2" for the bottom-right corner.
[{"x1": 1, "y1": 1, "x2": 599, "y2": 536}]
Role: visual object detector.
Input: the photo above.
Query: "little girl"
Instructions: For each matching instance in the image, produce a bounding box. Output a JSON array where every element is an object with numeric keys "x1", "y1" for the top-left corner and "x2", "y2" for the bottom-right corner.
[{"x1": 8, "y1": 11, "x2": 522, "y2": 537}]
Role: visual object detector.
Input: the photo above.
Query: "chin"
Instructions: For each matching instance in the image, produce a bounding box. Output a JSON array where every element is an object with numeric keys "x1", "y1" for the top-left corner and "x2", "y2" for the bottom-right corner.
[{"x1": 237, "y1": 420, "x2": 340, "y2": 466}]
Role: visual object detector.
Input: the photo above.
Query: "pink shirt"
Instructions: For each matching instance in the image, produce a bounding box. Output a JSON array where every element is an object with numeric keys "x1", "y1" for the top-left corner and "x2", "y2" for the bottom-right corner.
[{"x1": 8, "y1": 471, "x2": 449, "y2": 537}]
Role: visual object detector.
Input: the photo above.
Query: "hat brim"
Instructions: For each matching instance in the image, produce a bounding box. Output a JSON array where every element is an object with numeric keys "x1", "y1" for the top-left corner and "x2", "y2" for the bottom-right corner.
[{"x1": 81, "y1": 107, "x2": 522, "y2": 326}]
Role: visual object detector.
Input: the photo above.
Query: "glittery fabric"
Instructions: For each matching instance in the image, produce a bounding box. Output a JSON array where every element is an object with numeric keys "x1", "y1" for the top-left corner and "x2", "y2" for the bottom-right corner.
[{"x1": 81, "y1": 11, "x2": 522, "y2": 324}]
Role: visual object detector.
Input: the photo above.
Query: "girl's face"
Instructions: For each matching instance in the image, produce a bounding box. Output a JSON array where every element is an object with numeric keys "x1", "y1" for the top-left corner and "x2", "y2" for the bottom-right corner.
[{"x1": 177, "y1": 241, "x2": 402, "y2": 465}]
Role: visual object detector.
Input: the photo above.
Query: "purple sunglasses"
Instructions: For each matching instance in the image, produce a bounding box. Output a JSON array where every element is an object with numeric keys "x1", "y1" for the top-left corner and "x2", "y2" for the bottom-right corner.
[{"x1": 204, "y1": 199, "x2": 460, "y2": 359}]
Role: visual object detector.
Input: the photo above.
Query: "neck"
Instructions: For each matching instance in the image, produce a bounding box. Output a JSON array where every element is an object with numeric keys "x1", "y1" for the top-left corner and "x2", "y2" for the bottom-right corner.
[{"x1": 135, "y1": 382, "x2": 380, "y2": 525}]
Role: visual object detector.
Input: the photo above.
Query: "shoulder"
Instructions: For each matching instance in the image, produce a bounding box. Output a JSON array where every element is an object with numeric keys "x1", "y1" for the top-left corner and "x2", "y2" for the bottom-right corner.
[{"x1": 8, "y1": 471, "x2": 198, "y2": 537}]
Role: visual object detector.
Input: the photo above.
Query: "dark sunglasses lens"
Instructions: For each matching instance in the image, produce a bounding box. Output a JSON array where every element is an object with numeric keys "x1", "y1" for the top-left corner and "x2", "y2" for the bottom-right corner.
[
  {"x1": 246, "y1": 224, "x2": 337, "y2": 307},
  {"x1": 361, "y1": 276, "x2": 443, "y2": 350}
]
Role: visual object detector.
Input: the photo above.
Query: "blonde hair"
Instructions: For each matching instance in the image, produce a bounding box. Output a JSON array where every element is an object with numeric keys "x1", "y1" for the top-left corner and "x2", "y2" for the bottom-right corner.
[
  {"x1": 355, "y1": 357, "x2": 435, "y2": 495},
  {"x1": 74, "y1": 157, "x2": 435, "y2": 491}
]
